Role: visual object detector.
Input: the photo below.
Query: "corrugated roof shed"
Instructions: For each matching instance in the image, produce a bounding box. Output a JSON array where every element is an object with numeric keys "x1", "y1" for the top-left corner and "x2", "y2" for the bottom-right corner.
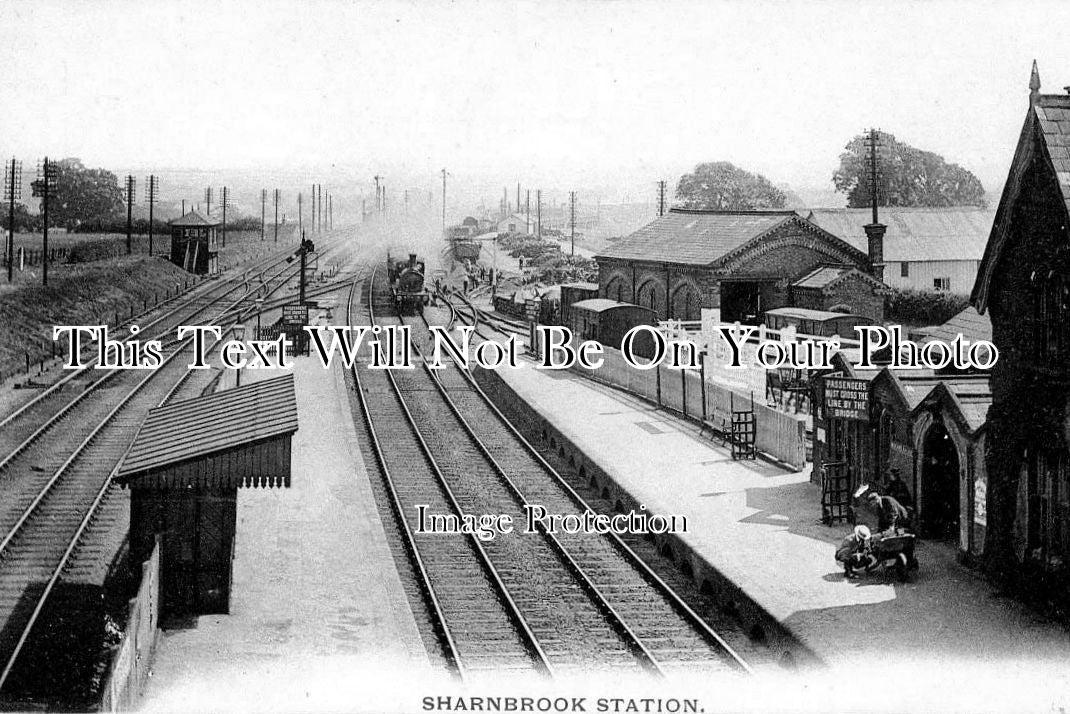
[
  {"x1": 170, "y1": 210, "x2": 222, "y2": 227},
  {"x1": 806, "y1": 207, "x2": 995, "y2": 262},
  {"x1": 595, "y1": 209, "x2": 799, "y2": 265},
  {"x1": 118, "y1": 374, "x2": 298, "y2": 487}
]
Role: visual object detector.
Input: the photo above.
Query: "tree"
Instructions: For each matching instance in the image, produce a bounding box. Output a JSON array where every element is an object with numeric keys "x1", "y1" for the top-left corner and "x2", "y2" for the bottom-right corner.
[
  {"x1": 0, "y1": 203, "x2": 41, "y2": 232},
  {"x1": 675, "y1": 162, "x2": 786, "y2": 210},
  {"x1": 32, "y1": 158, "x2": 124, "y2": 230},
  {"x1": 833, "y1": 132, "x2": 987, "y2": 208}
]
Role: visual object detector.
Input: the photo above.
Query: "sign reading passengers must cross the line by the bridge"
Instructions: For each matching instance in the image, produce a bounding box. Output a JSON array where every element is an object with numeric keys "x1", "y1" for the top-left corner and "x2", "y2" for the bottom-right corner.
[{"x1": 823, "y1": 377, "x2": 869, "y2": 421}]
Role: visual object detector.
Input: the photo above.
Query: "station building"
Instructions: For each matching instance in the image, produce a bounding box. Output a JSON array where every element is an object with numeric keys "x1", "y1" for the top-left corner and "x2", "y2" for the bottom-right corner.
[
  {"x1": 971, "y1": 64, "x2": 1070, "y2": 590},
  {"x1": 594, "y1": 209, "x2": 887, "y2": 323}
]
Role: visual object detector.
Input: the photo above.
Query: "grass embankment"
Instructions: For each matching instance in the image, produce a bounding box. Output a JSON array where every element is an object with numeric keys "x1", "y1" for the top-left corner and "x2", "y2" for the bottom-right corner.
[{"x1": 0, "y1": 255, "x2": 194, "y2": 381}]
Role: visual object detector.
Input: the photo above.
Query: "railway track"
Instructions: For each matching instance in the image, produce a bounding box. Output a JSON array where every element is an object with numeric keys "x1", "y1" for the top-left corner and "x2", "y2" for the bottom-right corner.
[
  {"x1": 350, "y1": 264, "x2": 751, "y2": 679},
  {"x1": 0, "y1": 245, "x2": 302, "y2": 459},
  {"x1": 0, "y1": 235, "x2": 347, "y2": 696}
]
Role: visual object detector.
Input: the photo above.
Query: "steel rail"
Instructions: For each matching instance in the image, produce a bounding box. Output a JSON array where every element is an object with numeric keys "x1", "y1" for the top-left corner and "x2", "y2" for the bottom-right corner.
[
  {"x1": 0, "y1": 244, "x2": 298, "y2": 434},
  {"x1": 0, "y1": 332, "x2": 230, "y2": 693},
  {"x1": 405, "y1": 311, "x2": 663, "y2": 675},
  {"x1": 363, "y1": 265, "x2": 553, "y2": 677},
  {"x1": 344, "y1": 272, "x2": 465, "y2": 680},
  {"x1": 430, "y1": 292, "x2": 754, "y2": 673}
]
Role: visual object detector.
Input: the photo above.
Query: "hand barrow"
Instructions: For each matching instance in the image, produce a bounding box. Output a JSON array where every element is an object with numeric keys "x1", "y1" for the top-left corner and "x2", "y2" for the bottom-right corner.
[{"x1": 867, "y1": 533, "x2": 916, "y2": 582}]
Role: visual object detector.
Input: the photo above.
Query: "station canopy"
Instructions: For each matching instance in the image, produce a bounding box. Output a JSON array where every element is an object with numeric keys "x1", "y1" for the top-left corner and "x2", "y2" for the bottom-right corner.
[{"x1": 117, "y1": 374, "x2": 298, "y2": 489}]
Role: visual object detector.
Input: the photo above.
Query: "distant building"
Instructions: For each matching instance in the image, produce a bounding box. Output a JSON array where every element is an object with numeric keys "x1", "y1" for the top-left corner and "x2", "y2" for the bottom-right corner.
[
  {"x1": 594, "y1": 208, "x2": 887, "y2": 323},
  {"x1": 169, "y1": 210, "x2": 220, "y2": 275},
  {"x1": 807, "y1": 207, "x2": 995, "y2": 294},
  {"x1": 497, "y1": 213, "x2": 535, "y2": 236}
]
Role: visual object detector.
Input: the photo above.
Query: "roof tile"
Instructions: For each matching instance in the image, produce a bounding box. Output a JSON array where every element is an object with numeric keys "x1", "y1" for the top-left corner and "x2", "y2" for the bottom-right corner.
[{"x1": 595, "y1": 209, "x2": 797, "y2": 265}]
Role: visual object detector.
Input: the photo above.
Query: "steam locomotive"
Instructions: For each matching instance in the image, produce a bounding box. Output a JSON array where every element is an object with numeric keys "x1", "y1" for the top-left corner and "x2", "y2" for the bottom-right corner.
[{"x1": 387, "y1": 252, "x2": 430, "y2": 315}]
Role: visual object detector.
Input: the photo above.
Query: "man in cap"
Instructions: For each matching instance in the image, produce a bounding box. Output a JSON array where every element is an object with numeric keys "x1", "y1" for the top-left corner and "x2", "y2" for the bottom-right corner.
[
  {"x1": 868, "y1": 491, "x2": 918, "y2": 569},
  {"x1": 835, "y1": 525, "x2": 877, "y2": 579}
]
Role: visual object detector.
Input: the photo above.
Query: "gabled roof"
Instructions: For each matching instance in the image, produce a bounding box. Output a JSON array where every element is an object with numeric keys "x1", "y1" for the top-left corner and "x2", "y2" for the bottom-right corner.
[
  {"x1": 973, "y1": 79, "x2": 1070, "y2": 312},
  {"x1": 118, "y1": 375, "x2": 298, "y2": 486},
  {"x1": 913, "y1": 378, "x2": 992, "y2": 435},
  {"x1": 170, "y1": 209, "x2": 222, "y2": 227},
  {"x1": 792, "y1": 265, "x2": 886, "y2": 293},
  {"x1": 595, "y1": 208, "x2": 862, "y2": 266},
  {"x1": 919, "y1": 306, "x2": 992, "y2": 345},
  {"x1": 806, "y1": 207, "x2": 994, "y2": 262}
]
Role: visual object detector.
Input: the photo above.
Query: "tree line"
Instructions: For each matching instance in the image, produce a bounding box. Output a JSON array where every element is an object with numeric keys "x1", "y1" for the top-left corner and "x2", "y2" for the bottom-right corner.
[
  {"x1": 675, "y1": 131, "x2": 988, "y2": 211},
  {"x1": 2, "y1": 158, "x2": 263, "y2": 233}
]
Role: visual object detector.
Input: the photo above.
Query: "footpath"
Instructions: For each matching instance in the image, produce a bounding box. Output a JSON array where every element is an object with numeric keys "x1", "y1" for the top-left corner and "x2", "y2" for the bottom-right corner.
[
  {"x1": 486, "y1": 360, "x2": 1070, "y2": 670},
  {"x1": 138, "y1": 357, "x2": 432, "y2": 712}
]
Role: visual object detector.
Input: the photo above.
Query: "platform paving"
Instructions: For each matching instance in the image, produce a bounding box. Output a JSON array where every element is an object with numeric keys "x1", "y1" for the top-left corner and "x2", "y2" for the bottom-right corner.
[
  {"x1": 490, "y1": 361, "x2": 1070, "y2": 670},
  {"x1": 138, "y1": 356, "x2": 432, "y2": 712}
]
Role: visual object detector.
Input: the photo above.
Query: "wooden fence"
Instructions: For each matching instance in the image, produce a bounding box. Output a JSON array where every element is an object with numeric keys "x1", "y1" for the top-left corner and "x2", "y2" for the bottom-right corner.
[{"x1": 99, "y1": 540, "x2": 160, "y2": 712}]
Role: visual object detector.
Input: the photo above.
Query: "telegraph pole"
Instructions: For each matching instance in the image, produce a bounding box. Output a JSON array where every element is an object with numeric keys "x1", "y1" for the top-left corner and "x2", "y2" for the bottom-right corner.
[
  {"x1": 205, "y1": 186, "x2": 213, "y2": 215},
  {"x1": 569, "y1": 191, "x2": 576, "y2": 258},
  {"x1": 374, "y1": 176, "x2": 381, "y2": 214},
  {"x1": 274, "y1": 188, "x2": 279, "y2": 243},
  {"x1": 220, "y1": 186, "x2": 229, "y2": 248},
  {"x1": 125, "y1": 175, "x2": 136, "y2": 255},
  {"x1": 867, "y1": 127, "x2": 881, "y2": 224},
  {"x1": 261, "y1": 189, "x2": 267, "y2": 240},
  {"x1": 536, "y1": 189, "x2": 542, "y2": 239},
  {"x1": 657, "y1": 180, "x2": 667, "y2": 217},
  {"x1": 4, "y1": 158, "x2": 19, "y2": 282},
  {"x1": 441, "y1": 168, "x2": 448, "y2": 238},
  {"x1": 329, "y1": 193, "x2": 333, "y2": 231},
  {"x1": 146, "y1": 175, "x2": 158, "y2": 256},
  {"x1": 298, "y1": 192, "x2": 303, "y2": 236},
  {"x1": 516, "y1": 183, "x2": 520, "y2": 218},
  {"x1": 39, "y1": 159, "x2": 55, "y2": 285},
  {"x1": 525, "y1": 189, "x2": 530, "y2": 231}
]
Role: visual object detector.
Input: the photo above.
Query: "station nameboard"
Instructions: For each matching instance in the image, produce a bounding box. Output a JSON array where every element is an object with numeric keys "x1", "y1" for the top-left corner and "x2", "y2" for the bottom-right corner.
[
  {"x1": 824, "y1": 377, "x2": 869, "y2": 421},
  {"x1": 282, "y1": 304, "x2": 309, "y2": 326}
]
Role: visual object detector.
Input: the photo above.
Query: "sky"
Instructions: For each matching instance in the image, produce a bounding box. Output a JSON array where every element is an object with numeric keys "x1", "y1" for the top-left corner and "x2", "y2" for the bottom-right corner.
[{"x1": 0, "y1": 0, "x2": 1068, "y2": 208}]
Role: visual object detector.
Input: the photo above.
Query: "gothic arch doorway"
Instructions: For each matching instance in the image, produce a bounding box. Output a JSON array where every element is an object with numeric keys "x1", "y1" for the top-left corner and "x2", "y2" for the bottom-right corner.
[{"x1": 920, "y1": 421, "x2": 960, "y2": 540}]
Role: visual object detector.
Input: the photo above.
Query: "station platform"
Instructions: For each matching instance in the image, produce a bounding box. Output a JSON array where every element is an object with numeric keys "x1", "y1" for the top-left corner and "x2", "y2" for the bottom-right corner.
[
  {"x1": 138, "y1": 356, "x2": 433, "y2": 712},
  {"x1": 486, "y1": 361, "x2": 1070, "y2": 670}
]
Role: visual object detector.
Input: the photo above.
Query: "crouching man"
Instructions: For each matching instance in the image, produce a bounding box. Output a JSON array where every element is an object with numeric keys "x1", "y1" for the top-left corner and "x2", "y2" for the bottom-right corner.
[{"x1": 835, "y1": 525, "x2": 877, "y2": 579}]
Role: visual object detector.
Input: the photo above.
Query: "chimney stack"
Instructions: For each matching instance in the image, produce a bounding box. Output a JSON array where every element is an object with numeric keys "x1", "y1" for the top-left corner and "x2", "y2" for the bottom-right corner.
[{"x1": 865, "y1": 223, "x2": 886, "y2": 282}]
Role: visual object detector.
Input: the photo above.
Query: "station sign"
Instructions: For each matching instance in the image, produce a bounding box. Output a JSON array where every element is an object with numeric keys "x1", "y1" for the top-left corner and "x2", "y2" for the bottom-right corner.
[
  {"x1": 823, "y1": 377, "x2": 869, "y2": 421},
  {"x1": 282, "y1": 304, "x2": 309, "y2": 326}
]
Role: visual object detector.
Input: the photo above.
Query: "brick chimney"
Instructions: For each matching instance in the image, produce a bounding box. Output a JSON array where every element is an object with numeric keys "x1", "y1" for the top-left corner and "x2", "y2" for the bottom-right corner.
[{"x1": 864, "y1": 222, "x2": 886, "y2": 282}]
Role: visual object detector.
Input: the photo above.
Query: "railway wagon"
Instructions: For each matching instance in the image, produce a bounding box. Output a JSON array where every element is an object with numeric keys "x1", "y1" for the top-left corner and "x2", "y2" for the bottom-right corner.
[
  {"x1": 569, "y1": 298, "x2": 658, "y2": 358},
  {"x1": 450, "y1": 238, "x2": 481, "y2": 263},
  {"x1": 559, "y1": 281, "x2": 599, "y2": 326},
  {"x1": 388, "y1": 252, "x2": 430, "y2": 315},
  {"x1": 763, "y1": 306, "x2": 864, "y2": 339}
]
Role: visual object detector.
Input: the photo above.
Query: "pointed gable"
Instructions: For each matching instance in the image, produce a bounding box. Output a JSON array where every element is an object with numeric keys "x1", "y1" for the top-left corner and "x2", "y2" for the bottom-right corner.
[{"x1": 972, "y1": 92, "x2": 1070, "y2": 312}]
